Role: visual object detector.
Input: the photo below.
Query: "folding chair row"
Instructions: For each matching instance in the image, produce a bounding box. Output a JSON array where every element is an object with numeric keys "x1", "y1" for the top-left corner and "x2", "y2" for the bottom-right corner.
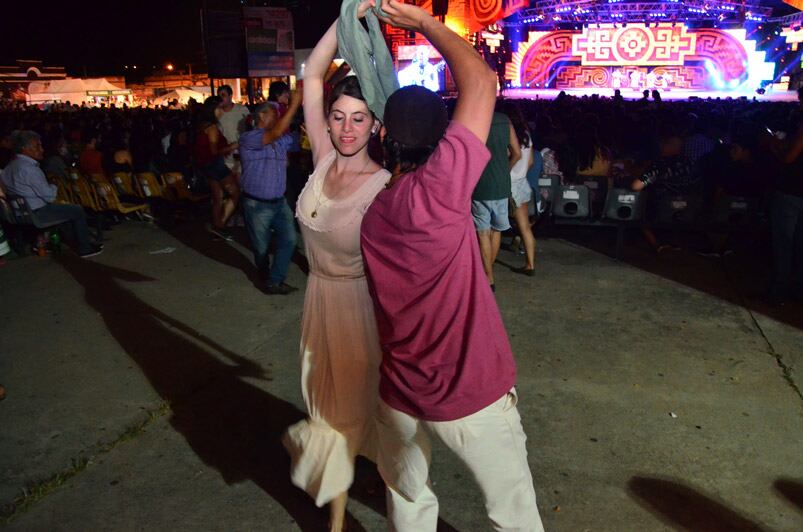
[
  {"x1": 1, "y1": 194, "x2": 70, "y2": 229},
  {"x1": 551, "y1": 184, "x2": 646, "y2": 223},
  {"x1": 67, "y1": 169, "x2": 208, "y2": 212},
  {"x1": 93, "y1": 182, "x2": 151, "y2": 219}
]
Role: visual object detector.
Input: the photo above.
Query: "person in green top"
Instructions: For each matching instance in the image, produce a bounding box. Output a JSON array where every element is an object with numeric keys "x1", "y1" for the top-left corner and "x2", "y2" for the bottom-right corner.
[{"x1": 471, "y1": 111, "x2": 521, "y2": 290}]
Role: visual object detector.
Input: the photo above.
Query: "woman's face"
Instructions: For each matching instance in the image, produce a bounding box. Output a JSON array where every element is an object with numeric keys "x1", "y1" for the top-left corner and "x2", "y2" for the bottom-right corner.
[{"x1": 327, "y1": 95, "x2": 375, "y2": 156}]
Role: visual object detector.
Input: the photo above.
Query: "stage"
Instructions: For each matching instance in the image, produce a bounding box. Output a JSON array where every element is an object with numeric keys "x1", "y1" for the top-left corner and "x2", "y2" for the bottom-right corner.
[{"x1": 503, "y1": 87, "x2": 799, "y2": 102}]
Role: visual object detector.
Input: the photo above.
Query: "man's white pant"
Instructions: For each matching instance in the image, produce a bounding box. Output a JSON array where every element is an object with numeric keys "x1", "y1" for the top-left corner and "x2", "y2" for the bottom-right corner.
[{"x1": 376, "y1": 389, "x2": 545, "y2": 531}]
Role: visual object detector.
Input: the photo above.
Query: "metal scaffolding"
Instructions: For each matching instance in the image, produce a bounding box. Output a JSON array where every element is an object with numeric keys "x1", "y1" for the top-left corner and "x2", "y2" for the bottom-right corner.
[{"x1": 515, "y1": 0, "x2": 774, "y2": 25}]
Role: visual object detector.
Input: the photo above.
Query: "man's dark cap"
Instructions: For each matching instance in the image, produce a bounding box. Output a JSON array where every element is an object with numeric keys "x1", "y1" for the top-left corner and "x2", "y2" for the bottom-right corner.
[{"x1": 384, "y1": 86, "x2": 448, "y2": 148}]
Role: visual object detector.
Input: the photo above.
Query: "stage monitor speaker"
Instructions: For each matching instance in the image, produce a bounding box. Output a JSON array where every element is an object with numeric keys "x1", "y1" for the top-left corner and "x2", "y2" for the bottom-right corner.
[{"x1": 433, "y1": 0, "x2": 448, "y2": 17}]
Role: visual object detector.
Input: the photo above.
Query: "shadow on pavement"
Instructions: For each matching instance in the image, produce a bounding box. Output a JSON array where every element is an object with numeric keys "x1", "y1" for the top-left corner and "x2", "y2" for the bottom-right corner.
[
  {"x1": 164, "y1": 223, "x2": 309, "y2": 291},
  {"x1": 544, "y1": 225, "x2": 803, "y2": 332},
  {"x1": 162, "y1": 223, "x2": 264, "y2": 290},
  {"x1": 627, "y1": 476, "x2": 767, "y2": 532},
  {"x1": 56, "y1": 253, "x2": 326, "y2": 528},
  {"x1": 56, "y1": 254, "x2": 458, "y2": 530},
  {"x1": 774, "y1": 478, "x2": 803, "y2": 512}
]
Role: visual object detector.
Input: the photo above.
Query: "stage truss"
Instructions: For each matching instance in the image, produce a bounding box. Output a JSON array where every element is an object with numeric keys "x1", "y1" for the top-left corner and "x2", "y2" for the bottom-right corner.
[{"x1": 515, "y1": 0, "x2": 774, "y2": 25}]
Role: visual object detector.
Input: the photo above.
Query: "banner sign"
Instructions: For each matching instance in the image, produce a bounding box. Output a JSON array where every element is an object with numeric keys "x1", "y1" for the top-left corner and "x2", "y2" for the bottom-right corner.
[{"x1": 243, "y1": 7, "x2": 295, "y2": 77}]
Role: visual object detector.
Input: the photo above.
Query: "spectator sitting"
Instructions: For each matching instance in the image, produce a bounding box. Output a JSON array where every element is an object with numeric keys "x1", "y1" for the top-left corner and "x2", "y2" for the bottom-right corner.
[
  {"x1": 41, "y1": 135, "x2": 70, "y2": 181},
  {"x1": 79, "y1": 129, "x2": 104, "y2": 176},
  {"x1": 105, "y1": 132, "x2": 134, "y2": 175},
  {"x1": 632, "y1": 133, "x2": 700, "y2": 252},
  {"x1": 682, "y1": 113, "x2": 715, "y2": 164},
  {"x1": 1, "y1": 130, "x2": 103, "y2": 258}
]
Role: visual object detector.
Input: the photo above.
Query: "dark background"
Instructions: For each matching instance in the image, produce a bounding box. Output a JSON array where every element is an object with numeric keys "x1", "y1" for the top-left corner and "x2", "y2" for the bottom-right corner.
[
  {"x1": 0, "y1": 0, "x2": 340, "y2": 77},
  {"x1": 1, "y1": 1, "x2": 797, "y2": 77}
]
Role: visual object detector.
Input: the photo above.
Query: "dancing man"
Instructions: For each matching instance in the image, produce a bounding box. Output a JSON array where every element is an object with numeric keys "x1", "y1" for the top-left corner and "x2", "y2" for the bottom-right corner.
[{"x1": 361, "y1": 1, "x2": 545, "y2": 530}]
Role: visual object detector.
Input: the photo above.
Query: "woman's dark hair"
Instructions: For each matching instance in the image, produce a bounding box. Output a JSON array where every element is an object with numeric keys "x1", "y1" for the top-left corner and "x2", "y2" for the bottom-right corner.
[
  {"x1": 199, "y1": 96, "x2": 222, "y2": 126},
  {"x1": 502, "y1": 101, "x2": 531, "y2": 149},
  {"x1": 383, "y1": 137, "x2": 438, "y2": 176},
  {"x1": 327, "y1": 76, "x2": 371, "y2": 115}
]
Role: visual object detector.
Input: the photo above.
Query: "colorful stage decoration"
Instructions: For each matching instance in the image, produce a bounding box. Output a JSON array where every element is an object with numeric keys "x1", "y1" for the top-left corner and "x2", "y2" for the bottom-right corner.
[
  {"x1": 470, "y1": 0, "x2": 528, "y2": 30},
  {"x1": 573, "y1": 25, "x2": 697, "y2": 66},
  {"x1": 399, "y1": 1, "x2": 527, "y2": 34},
  {"x1": 506, "y1": 23, "x2": 775, "y2": 92}
]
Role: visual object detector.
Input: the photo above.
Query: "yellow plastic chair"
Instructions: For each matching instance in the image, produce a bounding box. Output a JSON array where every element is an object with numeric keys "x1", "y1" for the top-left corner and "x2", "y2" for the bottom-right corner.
[
  {"x1": 162, "y1": 172, "x2": 209, "y2": 203},
  {"x1": 111, "y1": 172, "x2": 138, "y2": 196},
  {"x1": 88, "y1": 172, "x2": 112, "y2": 186},
  {"x1": 94, "y1": 182, "x2": 150, "y2": 220},
  {"x1": 47, "y1": 173, "x2": 75, "y2": 204},
  {"x1": 135, "y1": 172, "x2": 166, "y2": 199},
  {"x1": 67, "y1": 172, "x2": 102, "y2": 212}
]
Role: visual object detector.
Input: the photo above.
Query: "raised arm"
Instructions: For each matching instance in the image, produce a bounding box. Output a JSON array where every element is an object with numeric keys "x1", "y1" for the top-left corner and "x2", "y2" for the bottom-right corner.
[
  {"x1": 262, "y1": 91, "x2": 303, "y2": 146},
  {"x1": 376, "y1": 0, "x2": 497, "y2": 142},
  {"x1": 303, "y1": 21, "x2": 337, "y2": 166}
]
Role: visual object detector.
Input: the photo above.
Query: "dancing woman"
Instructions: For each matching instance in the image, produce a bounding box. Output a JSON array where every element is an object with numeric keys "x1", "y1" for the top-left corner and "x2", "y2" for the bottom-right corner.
[
  {"x1": 281, "y1": 4, "x2": 390, "y2": 531},
  {"x1": 194, "y1": 96, "x2": 240, "y2": 241},
  {"x1": 505, "y1": 101, "x2": 537, "y2": 275}
]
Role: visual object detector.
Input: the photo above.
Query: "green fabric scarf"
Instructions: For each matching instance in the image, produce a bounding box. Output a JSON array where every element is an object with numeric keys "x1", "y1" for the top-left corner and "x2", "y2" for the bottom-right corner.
[{"x1": 337, "y1": 0, "x2": 399, "y2": 121}]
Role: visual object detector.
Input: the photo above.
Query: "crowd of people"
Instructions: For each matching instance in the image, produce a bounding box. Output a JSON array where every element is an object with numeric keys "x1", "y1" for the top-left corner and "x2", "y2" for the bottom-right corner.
[
  {"x1": 3, "y1": 69, "x2": 801, "y2": 297},
  {"x1": 1, "y1": 0, "x2": 803, "y2": 529}
]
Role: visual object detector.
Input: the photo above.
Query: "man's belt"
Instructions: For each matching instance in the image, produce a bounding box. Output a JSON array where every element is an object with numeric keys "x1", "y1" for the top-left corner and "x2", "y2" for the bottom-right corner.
[{"x1": 242, "y1": 192, "x2": 284, "y2": 204}]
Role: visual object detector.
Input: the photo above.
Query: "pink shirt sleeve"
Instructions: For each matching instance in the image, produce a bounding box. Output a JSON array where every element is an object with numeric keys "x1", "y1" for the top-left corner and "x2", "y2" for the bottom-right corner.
[{"x1": 412, "y1": 121, "x2": 491, "y2": 212}]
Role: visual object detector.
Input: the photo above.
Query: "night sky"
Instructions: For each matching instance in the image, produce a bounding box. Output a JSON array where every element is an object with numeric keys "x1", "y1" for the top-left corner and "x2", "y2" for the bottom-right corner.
[
  {"x1": 0, "y1": 1, "x2": 340, "y2": 77},
  {"x1": 2, "y1": 1, "x2": 797, "y2": 77}
]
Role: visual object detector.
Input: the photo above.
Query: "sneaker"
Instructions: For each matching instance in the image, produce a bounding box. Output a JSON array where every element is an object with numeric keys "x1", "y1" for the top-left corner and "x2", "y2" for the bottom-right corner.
[
  {"x1": 265, "y1": 282, "x2": 298, "y2": 295},
  {"x1": 79, "y1": 245, "x2": 104, "y2": 258},
  {"x1": 209, "y1": 227, "x2": 234, "y2": 241}
]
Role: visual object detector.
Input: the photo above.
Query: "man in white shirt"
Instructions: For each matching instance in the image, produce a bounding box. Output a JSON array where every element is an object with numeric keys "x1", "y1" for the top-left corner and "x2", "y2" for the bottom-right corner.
[
  {"x1": 217, "y1": 85, "x2": 250, "y2": 173},
  {"x1": 1, "y1": 130, "x2": 102, "y2": 258}
]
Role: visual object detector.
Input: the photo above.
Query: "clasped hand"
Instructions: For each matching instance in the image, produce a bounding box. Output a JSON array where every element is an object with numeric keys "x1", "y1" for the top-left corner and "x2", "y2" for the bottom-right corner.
[{"x1": 356, "y1": 0, "x2": 430, "y2": 33}]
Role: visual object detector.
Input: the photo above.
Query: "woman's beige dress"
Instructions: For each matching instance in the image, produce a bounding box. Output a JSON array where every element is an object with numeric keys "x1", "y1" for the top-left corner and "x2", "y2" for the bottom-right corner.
[{"x1": 282, "y1": 149, "x2": 390, "y2": 507}]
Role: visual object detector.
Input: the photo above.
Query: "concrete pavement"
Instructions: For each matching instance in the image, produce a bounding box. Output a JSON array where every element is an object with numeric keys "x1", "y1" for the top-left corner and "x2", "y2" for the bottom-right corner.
[{"x1": 1, "y1": 221, "x2": 801, "y2": 531}]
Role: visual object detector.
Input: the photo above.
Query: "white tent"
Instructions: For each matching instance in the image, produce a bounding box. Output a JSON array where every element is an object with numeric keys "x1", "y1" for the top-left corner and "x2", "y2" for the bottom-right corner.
[
  {"x1": 153, "y1": 88, "x2": 208, "y2": 107},
  {"x1": 26, "y1": 78, "x2": 130, "y2": 105}
]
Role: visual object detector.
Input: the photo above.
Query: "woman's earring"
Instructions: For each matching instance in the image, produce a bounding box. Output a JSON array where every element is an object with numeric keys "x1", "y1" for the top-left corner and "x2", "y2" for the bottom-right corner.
[{"x1": 327, "y1": 127, "x2": 331, "y2": 133}]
